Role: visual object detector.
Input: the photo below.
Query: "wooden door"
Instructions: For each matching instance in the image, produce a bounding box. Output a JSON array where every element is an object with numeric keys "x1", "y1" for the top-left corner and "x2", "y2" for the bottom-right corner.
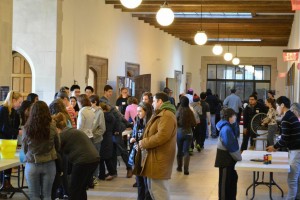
[
  {"x1": 134, "y1": 74, "x2": 151, "y2": 101},
  {"x1": 12, "y1": 52, "x2": 32, "y2": 99},
  {"x1": 87, "y1": 55, "x2": 108, "y2": 96}
]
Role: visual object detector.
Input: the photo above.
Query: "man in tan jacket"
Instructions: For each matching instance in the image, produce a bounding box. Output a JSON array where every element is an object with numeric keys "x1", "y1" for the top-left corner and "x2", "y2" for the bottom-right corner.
[{"x1": 139, "y1": 92, "x2": 177, "y2": 200}]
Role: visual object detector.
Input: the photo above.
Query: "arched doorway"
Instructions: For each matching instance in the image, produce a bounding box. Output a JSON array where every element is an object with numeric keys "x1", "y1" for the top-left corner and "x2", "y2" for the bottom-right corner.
[
  {"x1": 12, "y1": 51, "x2": 32, "y2": 99},
  {"x1": 86, "y1": 55, "x2": 108, "y2": 96}
]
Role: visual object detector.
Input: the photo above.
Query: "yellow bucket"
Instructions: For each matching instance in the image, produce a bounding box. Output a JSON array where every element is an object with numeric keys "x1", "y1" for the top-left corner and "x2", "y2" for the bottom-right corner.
[{"x1": 0, "y1": 140, "x2": 17, "y2": 159}]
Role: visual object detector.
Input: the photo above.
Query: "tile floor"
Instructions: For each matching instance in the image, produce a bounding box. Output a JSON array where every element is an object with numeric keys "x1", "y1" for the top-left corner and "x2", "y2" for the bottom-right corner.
[{"x1": 8, "y1": 136, "x2": 288, "y2": 200}]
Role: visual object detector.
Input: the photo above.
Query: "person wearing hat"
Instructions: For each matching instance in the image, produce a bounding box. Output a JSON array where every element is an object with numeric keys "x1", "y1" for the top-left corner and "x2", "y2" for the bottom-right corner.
[{"x1": 185, "y1": 88, "x2": 194, "y2": 104}]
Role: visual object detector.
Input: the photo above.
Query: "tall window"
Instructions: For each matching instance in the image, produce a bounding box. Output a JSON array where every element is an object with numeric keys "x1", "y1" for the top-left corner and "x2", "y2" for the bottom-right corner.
[{"x1": 207, "y1": 64, "x2": 271, "y2": 101}]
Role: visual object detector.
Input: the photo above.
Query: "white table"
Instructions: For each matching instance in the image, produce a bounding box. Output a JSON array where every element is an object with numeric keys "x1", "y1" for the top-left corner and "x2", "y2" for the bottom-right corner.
[
  {"x1": 235, "y1": 150, "x2": 289, "y2": 200},
  {"x1": 0, "y1": 156, "x2": 29, "y2": 199},
  {"x1": 0, "y1": 157, "x2": 21, "y2": 171}
]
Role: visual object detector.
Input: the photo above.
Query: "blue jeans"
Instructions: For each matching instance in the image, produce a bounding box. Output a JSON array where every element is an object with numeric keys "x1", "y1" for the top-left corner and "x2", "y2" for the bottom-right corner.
[
  {"x1": 93, "y1": 142, "x2": 101, "y2": 177},
  {"x1": 287, "y1": 150, "x2": 300, "y2": 200},
  {"x1": 210, "y1": 114, "x2": 216, "y2": 136},
  {"x1": 177, "y1": 129, "x2": 192, "y2": 157},
  {"x1": 25, "y1": 160, "x2": 56, "y2": 200}
]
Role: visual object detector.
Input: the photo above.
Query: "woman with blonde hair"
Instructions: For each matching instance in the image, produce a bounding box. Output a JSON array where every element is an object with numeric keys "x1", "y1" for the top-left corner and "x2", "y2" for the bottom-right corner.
[{"x1": 0, "y1": 90, "x2": 22, "y2": 191}]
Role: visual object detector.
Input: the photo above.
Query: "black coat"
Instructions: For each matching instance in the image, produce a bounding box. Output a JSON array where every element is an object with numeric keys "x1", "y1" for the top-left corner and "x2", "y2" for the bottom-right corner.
[
  {"x1": 0, "y1": 106, "x2": 20, "y2": 139},
  {"x1": 100, "y1": 111, "x2": 115, "y2": 159}
]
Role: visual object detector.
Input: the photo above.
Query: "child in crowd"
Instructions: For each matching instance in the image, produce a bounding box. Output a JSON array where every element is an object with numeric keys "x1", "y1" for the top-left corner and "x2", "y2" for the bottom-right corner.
[{"x1": 215, "y1": 108, "x2": 241, "y2": 200}]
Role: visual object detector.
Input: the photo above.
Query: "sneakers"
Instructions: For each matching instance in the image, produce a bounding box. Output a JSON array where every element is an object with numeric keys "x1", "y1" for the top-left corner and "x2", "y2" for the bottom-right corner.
[
  {"x1": 126, "y1": 169, "x2": 133, "y2": 178},
  {"x1": 105, "y1": 175, "x2": 115, "y2": 181},
  {"x1": 196, "y1": 144, "x2": 201, "y2": 152},
  {"x1": 93, "y1": 176, "x2": 98, "y2": 185}
]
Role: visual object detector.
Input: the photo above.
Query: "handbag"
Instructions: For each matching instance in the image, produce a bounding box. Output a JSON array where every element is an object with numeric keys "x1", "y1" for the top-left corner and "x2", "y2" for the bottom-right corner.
[{"x1": 132, "y1": 147, "x2": 142, "y2": 175}]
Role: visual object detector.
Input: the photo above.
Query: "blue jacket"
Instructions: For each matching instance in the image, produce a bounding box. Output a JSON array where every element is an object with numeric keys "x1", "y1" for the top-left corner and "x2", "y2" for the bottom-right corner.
[
  {"x1": 128, "y1": 118, "x2": 146, "y2": 166},
  {"x1": 215, "y1": 120, "x2": 241, "y2": 167}
]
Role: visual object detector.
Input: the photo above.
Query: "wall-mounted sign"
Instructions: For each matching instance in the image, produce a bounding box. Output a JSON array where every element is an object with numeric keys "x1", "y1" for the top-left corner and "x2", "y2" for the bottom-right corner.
[
  {"x1": 291, "y1": 0, "x2": 300, "y2": 10},
  {"x1": 283, "y1": 49, "x2": 300, "y2": 62},
  {"x1": 0, "y1": 86, "x2": 9, "y2": 101}
]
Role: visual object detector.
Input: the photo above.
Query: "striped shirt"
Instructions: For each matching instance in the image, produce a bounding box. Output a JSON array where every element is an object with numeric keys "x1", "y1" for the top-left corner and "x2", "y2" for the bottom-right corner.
[{"x1": 274, "y1": 110, "x2": 300, "y2": 150}]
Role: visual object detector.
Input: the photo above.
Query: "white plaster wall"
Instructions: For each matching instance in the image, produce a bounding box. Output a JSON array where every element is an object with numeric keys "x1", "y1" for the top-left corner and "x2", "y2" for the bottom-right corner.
[
  {"x1": 61, "y1": 0, "x2": 191, "y2": 97},
  {"x1": 287, "y1": 11, "x2": 300, "y2": 102},
  {"x1": 0, "y1": 0, "x2": 13, "y2": 87},
  {"x1": 12, "y1": 0, "x2": 60, "y2": 103},
  {"x1": 189, "y1": 45, "x2": 286, "y2": 97}
]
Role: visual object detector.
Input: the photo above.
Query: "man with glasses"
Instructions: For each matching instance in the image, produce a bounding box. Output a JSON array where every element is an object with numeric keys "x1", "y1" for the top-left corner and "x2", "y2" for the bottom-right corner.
[
  {"x1": 241, "y1": 94, "x2": 267, "y2": 151},
  {"x1": 267, "y1": 96, "x2": 300, "y2": 200}
]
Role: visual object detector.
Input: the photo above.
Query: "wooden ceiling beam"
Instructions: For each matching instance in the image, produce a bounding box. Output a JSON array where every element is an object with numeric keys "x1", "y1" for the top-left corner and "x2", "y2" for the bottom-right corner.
[
  {"x1": 106, "y1": 0, "x2": 291, "y2": 6},
  {"x1": 144, "y1": 22, "x2": 292, "y2": 29},
  {"x1": 139, "y1": 18, "x2": 293, "y2": 25},
  {"x1": 114, "y1": 5, "x2": 293, "y2": 13},
  {"x1": 184, "y1": 40, "x2": 288, "y2": 46}
]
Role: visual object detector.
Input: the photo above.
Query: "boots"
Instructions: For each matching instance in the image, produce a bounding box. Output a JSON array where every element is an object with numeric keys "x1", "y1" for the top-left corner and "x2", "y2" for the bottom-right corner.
[
  {"x1": 184, "y1": 155, "x2": 190, "y2": 175},
  {"x1": 176, "y1": 155, "x2": 183, "y2": 172}
]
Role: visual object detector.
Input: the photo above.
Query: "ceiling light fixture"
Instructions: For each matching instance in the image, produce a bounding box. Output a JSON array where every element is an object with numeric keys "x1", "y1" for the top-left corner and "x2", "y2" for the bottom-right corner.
[
  {"x1": 120, "y1": 0, "x2": 142, "y2": 9},
  {"x1": 232, "y1": 46, "x2": 240, "y2": 65},
  {"x1": 194, "y1": 0, "x2": 207, "y2": 45},
  {"x1": 212, "y1": 23, "x2": 223, "y2": 55},
  {"x1": 156, "y1": 1, "x2": 174, "y2": 26},
  {"x1": 224, "y1": 38, "x2": 233, "y2": 61}
]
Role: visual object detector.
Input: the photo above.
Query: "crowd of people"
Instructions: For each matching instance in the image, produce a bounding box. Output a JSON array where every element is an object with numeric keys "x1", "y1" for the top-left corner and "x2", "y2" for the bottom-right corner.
[{"x1": 0, "y1": 84, "x2": 300, "y2": 200}]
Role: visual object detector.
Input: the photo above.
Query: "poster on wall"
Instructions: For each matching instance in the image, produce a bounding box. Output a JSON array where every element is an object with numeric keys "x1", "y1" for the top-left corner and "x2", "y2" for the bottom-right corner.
[{"x1": 0, "y1": 86, "x2": 9, "y2": 101}]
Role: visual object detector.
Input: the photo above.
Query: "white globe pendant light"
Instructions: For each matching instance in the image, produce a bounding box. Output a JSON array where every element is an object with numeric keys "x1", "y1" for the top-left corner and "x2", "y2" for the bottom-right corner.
[
  {"x1": 224, "y1": 45, "x2": 232, "y2": 61},
  {"x1": 156, "y1": 2, "x2": 174, "y2": 26},
  {"x1": 213, "y1": 44, "x2": 223, "y2": 55},
  {"x1": 224, "y1": 52, "x2": 233, "y2": 61},
  {"x1": 194, "y1": 31, "x2": 208, "y2": 45},
  {"x1": 194, "y1": 0, "x2": 207, "y2": 45},
  {"x1": 120, "y1": 0, "x2": 142, "y2": 9},
  {"x1": 232, "y1": 46, "x2": 240, "y2": 65},
  {"x1": 232, "y1": 57, "x2": 240, "y2": 65}
]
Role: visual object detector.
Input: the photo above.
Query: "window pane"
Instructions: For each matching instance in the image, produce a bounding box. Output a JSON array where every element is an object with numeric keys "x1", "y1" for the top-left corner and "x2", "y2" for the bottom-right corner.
[
  {"x1": 226, "y1": 66, "x2": 235, "y2": 80},
  {"x1": 225, "y1": 81, "x2": 234, "y2": 97},
  {"x1": 217, "y1": 81, "x2": 226, "y2": 101},
  {"x1": 235, "y1": 82, "x2": 244, "y2": 100},
  {"x1": 263, "y1": 66, "x2": 271, "y2": 80},
  {"x1": 254, "y1": 66, "x2": 263, "y2": 80},
  {"x1": 207, "y1": 81, "x2": 216, "y2": 94},
  {"x1": 245, "y1": 82, "x2": 254, "y2": 101},
  {"x1": 235, "y1": 67, "x2": 244, "y2": 80},
  {"x1": 256, "y1": 82, "x2": 270, "y2": 101},
  {"x1": 245, "y1": 65, "x2": 254, "y2": 80},
  {"x1": 207, "y1": 65, "x2": 216, "y2": 79},
  {"x1": 217, "y1": 65, "x2": 226, "y2": 79}
]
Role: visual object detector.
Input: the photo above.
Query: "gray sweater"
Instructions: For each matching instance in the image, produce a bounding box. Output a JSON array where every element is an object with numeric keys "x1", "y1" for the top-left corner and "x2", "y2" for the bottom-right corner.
[
  {"x1": 77, "y1": 106, "x2": 95, "y2": 138},
  {"x1": 92, "y1": 107, "x2": 106, "y2": 143}
]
